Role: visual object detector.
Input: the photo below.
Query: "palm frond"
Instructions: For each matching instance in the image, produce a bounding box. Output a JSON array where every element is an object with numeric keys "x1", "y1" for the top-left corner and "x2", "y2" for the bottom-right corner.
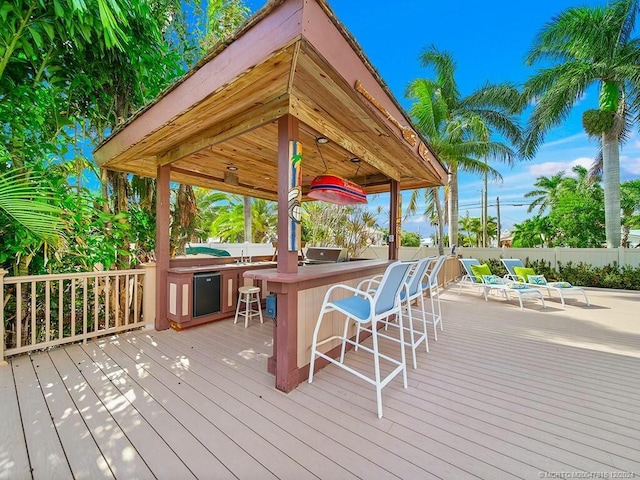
[
  {"x1": 418, "y1": 46, "x2": 460, "y2": 110},
  {"x1": 522, "y1": 63, "x2": 597, "y2": 157},
  {"x1": 0, "y1": 170, "x2": 64, "y2": 245},
  {"x1": 460, "y1": 82, "x2": 526, "y2": 115}
]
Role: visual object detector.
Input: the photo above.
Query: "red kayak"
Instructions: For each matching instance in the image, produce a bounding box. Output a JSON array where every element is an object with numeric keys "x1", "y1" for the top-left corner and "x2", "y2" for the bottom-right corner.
[{"x1": 307, "y1": 174, "x2": 367, "y2": 205}]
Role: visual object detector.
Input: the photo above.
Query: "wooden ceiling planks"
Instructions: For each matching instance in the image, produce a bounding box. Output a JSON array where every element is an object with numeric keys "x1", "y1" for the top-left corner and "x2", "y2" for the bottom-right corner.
[{"x1": 94, "y1": 0, "x2": 447, "y2": 202}]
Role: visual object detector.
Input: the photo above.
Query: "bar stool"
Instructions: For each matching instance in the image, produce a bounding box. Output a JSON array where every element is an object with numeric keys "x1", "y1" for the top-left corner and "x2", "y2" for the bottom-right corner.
[
  {"x1": 309, "y1": 260, "x2": 415, "y2": 418},
  {"x1": 234, "y1": 286, "x2": 264, "y2": 328},
  {"x1": 422, "y1": 255, "x2": 447, "y2": 340}
]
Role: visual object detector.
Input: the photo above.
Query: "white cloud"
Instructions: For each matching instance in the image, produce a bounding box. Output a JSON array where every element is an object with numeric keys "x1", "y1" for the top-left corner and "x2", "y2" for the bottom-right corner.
[
  {"x1": 528, "y1": 157, "x2": 593, "y2": 177},
  {"x1": 541, "y1": 133, "x2": 587, "y2": 148},
  {"x1": 623, "y1": 157, "x2": 640, "y2": 175}
]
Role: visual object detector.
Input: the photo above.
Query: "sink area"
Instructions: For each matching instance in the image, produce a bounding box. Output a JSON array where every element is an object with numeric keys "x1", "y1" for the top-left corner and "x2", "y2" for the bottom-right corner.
[{"x1": 222, "y1": 261, "x2": 276, "y2": 267}]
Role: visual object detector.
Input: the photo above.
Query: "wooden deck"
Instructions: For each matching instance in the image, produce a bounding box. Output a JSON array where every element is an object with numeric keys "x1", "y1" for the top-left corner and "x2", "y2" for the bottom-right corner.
[{"x1": 1, "y1": 285, "x2": 639, "y2": 479}]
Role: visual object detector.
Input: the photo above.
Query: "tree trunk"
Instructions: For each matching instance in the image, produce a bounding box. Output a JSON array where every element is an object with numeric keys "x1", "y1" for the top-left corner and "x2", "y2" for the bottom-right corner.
[
  {"x1": 602, "y1": 128, "x2": 621, "y2": 248},
  {"x1": 433, "y1": 187, "x2": 444, "y2": 256},
  {"x1": 447, "y1": 168, "x2": 459, "y2": 247},
  {"x1": 243, "y1": 196, "x2": 252, "y2": 243},
  {"x1": 482, "y1": 167, "x2": 488, "y2": 247},
  {"x1": 621, "y1": 225, "x2": 629, "y2": 247}
]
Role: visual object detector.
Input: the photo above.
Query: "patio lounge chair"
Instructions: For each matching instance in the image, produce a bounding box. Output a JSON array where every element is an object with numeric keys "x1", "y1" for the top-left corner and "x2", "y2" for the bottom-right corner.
[
  {"x1": 458, "y1": 258, "x2": 546, "y2": 310},
  {"x1": 308, "y1": 260, "x2": 416, "y2": 418},
  {"x1": 501, "y1": 258, "x2": 590, "y2": 308}
]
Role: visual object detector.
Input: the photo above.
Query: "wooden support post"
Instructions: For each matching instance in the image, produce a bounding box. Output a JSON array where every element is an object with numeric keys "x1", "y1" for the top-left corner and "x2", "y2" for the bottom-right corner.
[
  {"x1": 156, "y1": 164, "x2": 171, "y2": 330},
  {"x1": 389, "y1": 179, "x2": 399, "y2": 260},
  {"x1": 0, "y1": 269, "x2": 7, "y2": 365},
  {"x1": 273, "y1": 114, "x2": 300, "y2": 392},
  {"x1": 141, "y1": 263, "x2": 157, "y2": 329},
  {"x1": 277, "y1": 115, "x2": 300, "y2": 275}
]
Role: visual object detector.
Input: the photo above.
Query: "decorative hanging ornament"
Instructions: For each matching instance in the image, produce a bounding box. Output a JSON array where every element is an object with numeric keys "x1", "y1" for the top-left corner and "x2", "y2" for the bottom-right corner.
[{"x1": 308, "y1": 174, "x2": 367, "y2": 205}]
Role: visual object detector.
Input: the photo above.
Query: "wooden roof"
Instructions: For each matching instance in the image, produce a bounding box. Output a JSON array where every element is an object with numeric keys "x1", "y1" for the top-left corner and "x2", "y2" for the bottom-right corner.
[{"x1": 94, "y1": 0, "x2": 447, "y2": 201}]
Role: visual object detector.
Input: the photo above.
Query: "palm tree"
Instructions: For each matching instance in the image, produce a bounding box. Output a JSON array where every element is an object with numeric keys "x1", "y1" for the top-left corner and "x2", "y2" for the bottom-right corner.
[
  {"x1": 208, "y1": 194, "x2": 277, "y2": 243},
  {"x1": 405, "y1": 187, "x2": 446, "y2": 254},
  {"x1": 621, "y1": 179, "x2": 640, "y2": 245},
  {"x1": 524, "y1": 172, "x2": 566, "y2": 215},
  {"x1": 458, "y1": 212, "x2": 478, "y2": 247},
  {"x1": 512, "y1": 215, "x2": 556, "y2": 248},
  {"x1": 407, "y1": 47, "x2": 523, "y2": 247},
  {"x1": 250, "y1": 199, "x2": 278, "y2": 242},
  {"x1": 522, "y1": 0, "x2": 640, "y2": 247},
  {"x1": 485, "y1": 215, "x2": 498, "y2": 245}
]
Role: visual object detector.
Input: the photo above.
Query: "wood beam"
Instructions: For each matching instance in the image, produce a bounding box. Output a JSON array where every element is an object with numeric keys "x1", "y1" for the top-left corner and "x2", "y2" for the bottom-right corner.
[
  {"x1": 170, "y1": 167, "x2": 278, "y2": 200},
  {"x1": 275, "y1": 114, "x2": 300, "y2": 393},
  {"x1": 389, "y1": 179, "x2": 399, "y2": 261},
  {"x1": 290, "y1": 94, "x2": 401, "y2": 181},
  {"x1": 157, "y1": 93, "x2": 290, "y2": 166},
  {"x1": 155, "y1": 164, "x2": 171, "y2": 330},
  {"x1": 94, "y1": 0, "x2": 304, "y2": 165}
]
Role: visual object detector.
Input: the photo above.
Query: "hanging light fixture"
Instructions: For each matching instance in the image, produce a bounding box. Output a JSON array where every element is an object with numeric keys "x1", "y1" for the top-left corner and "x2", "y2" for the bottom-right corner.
[{"x1": 307, "y1": 138, "x2": 368, "y2": 205}]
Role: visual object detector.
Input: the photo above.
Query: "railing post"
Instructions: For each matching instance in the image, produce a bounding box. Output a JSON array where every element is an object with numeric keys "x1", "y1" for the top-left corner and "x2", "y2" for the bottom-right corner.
[
  {"x1": 141, "y1": 263, "x2": 157, "y2": 330},
  {"x1": 0, "y1": 269, "x2": 7, "y2": 365}
]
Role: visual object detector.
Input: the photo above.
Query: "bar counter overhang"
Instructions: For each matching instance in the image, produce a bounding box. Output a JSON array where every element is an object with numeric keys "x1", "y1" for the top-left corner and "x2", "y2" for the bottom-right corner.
[{"x1": 93, "y1": 0, "x2": 447, "y2": 392}]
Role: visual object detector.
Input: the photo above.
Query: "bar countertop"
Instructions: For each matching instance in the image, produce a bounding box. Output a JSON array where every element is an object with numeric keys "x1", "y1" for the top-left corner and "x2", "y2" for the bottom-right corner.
[
  {"x1": 243, "y1": 259, "x2": 391, "y2": 286},
  {"x1": 168, "y1": 261, "x2": 277, "y2": 275}
]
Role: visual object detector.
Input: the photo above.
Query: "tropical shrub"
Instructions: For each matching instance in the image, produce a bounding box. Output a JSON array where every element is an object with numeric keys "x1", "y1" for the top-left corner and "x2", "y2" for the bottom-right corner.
[
  {"x1": 524, "y1": 259, "x2": 640, "y2": 290},
  {"x1": 401, "y1": 232, "x2": 421, "y2": 247}
]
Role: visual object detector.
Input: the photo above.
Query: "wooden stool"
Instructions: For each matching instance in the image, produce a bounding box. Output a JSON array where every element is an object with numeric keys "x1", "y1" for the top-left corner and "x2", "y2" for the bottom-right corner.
[{"x1": 234, "y1": 286, "x2": 264, "y2": 328}]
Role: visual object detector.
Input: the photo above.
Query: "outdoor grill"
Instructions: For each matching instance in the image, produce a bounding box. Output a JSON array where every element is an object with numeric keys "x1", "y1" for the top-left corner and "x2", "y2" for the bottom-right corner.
[{"x1": 304, "y1": 247, "x2": 348, "y2": 264}]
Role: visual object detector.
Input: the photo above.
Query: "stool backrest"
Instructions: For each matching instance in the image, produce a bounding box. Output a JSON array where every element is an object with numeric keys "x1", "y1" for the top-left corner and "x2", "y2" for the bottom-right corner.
[
  {"x1": 406, "y1": 256, "x2": 435, "y2": 298},
  {"x1": 373, "y1": 261, "x2": 416, "y2": 316},
  {"x1": 424, "y1": 255, "x2": 448, "y2": 288}
]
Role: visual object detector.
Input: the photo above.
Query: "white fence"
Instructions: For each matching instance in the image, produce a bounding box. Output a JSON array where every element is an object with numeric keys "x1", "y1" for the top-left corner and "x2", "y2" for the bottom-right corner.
[
  {"x1": 360, "y1": 246, "x2": 640, "y2": 268},
  {"x1": 0, "y1": 265, "x2": 156, "y2": 362}
]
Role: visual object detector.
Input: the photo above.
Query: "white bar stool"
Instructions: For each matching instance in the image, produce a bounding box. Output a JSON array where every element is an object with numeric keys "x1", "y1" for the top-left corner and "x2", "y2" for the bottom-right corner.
[{"x1": 234, "y1": 286, "x2": 264, "y2": 328}]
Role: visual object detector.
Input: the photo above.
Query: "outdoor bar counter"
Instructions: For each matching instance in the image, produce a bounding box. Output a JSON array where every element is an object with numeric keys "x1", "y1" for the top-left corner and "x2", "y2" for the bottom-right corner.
[{"x1": 244, "y1": 259, "x2": 391, "y2": 391}]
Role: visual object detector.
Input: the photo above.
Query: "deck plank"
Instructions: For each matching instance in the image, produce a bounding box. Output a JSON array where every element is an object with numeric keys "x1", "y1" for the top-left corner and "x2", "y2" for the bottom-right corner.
[
  {"x1": 0, "y1": 364, "x2": 30, "y2": 480},
  {"x1": 11, "y1": 354, "x2": 72, "y2": 480},
  {"x1": 77, "y1": 341, "x2": 228, "y2": 480},
  {"x1": 64, "y1": 344, "x2": 196, "y2": 480},
  {"x1": 102, "y1": 336, "x2": 285, "y2": 480},
  {"x1": 125, "y1": 332, "x2": 351, "y2": 479},
  {"x1": 167, "y1": 324, "x2": 473, "y2": 479},
  {"x1": 34, "y1": 352, "x2": 114, "y2": 479},
  {"x1": 147, "y1": 329, "x2": 404, "y2": 479},
  {"x1": 47, "y1": 347, "x2": 156, "y2": 480},
  {"x1": 2, "y1": 286, "x2": 639, "y2": 480}
]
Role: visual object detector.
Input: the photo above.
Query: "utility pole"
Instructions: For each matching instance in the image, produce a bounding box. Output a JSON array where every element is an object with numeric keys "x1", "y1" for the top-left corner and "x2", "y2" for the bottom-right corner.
[
  {"x1": 482, "y1": 160, "x2": 488, "y2": 247},
  {"x1": 496, "y1": 196, "x2": 501, "y2": 248}
]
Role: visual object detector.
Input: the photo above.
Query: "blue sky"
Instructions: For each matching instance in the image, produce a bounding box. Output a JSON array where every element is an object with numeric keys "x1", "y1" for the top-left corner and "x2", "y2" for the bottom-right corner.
[{"x1": 245, "y1": 0, "x2": 640, "y2": 237}]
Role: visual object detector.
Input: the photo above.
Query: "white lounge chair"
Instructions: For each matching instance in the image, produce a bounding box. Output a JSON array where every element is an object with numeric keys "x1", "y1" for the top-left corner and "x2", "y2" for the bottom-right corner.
[
  {"x1": 501, "y1": 258, "x2": 590, "y2": 308},
  {"x1": 458, "y1": 258, "x2": 546, "y2": 310}
]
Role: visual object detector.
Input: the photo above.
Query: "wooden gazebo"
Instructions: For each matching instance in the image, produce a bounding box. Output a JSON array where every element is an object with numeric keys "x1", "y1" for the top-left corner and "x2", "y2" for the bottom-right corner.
[{"x1": 94, "y1": 0, "x2": 447, "y2": 392}]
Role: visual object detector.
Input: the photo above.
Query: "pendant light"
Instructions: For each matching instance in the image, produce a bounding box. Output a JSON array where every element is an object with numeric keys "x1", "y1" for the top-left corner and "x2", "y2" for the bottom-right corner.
[{"x1": 307, "y1": 138, "x2": 367, "y2": 205}]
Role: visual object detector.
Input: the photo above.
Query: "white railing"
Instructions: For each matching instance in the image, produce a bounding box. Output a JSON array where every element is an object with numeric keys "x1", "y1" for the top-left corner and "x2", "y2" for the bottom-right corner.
[
  {"x1": 0, "y1": 264, "x2": 156, "y2": 362},
  {"x1": 360, "y1": 246, "x2": 640, "y2": 268}
]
